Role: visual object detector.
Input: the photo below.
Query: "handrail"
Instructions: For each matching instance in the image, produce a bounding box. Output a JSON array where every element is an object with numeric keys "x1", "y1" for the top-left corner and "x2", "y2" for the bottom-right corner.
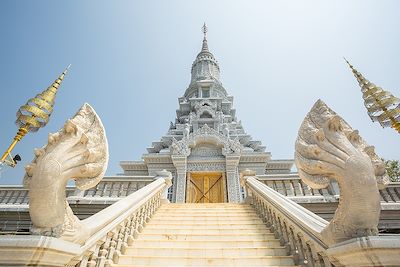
[
  {"x1": 242, "y1": 175, "x2": 333, "y2": 266},
  {"x1": 69, "y1": 176, "x2": 171, "y2": 266}
]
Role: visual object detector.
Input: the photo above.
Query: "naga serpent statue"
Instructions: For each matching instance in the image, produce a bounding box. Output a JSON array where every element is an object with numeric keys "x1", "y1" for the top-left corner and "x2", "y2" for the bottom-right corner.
[
  {"x1": 23, "y1": 103, "x2": 108, "y2": 244},
  {"x1": 295, "y1": 99, "x2": 389, "y2": 245}
]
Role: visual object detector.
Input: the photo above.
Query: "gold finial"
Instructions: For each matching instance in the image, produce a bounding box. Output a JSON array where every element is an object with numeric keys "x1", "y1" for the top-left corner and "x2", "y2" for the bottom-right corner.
[
  {"x1": 0, "y1": 65, "x2": 71, "y2": 167},
  {"x1": 202, "y1": 23, "x2": 208, "y2": 38},
  {"x1": 345, "y1": 59, "x2": 400, "y2": 134}
]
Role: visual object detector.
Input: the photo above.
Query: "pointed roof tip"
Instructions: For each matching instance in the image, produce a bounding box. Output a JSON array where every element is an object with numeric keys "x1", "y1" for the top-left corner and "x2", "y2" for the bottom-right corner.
[
  {"x1": 202, "y1": 23, "x2": 208, "y2": 38},
  {"x1": 63, "y1": 64, "x2": 72, "y2": 75},
  {"x1": 200, "y1": 23, "x2": 209, "y2": 53},
  {"x1": 343, "y1": 57, "x2": 354, "y2": 69}
]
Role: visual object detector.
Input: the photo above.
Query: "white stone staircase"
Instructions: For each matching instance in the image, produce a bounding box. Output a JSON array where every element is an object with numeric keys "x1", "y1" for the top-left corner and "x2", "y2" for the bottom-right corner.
[{"x1": 113, "y1": 203, "x2": 296, "y2": 267}]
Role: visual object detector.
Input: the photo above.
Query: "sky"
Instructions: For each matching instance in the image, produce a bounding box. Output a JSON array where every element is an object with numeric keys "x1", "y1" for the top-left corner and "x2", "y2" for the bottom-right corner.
[{"x1": 0, "y1": 1, "x2": 399, "y2": 185}]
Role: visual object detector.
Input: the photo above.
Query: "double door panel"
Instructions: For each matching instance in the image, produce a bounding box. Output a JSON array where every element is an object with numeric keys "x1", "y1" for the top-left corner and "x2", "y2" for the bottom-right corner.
[{"x1": 186, "y1": 172, "x2": 226, "y2": 203}]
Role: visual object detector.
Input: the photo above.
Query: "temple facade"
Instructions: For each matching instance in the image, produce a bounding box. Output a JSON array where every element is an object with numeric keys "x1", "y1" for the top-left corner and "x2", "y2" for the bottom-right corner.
[{"x1": 121, "y1": 25, "x2": 292, "y2": 204}]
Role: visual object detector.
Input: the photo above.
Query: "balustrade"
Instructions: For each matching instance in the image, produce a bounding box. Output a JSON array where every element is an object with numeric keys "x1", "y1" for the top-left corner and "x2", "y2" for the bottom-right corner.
[
  {"x1": 242, "y1": 176, "x2": 333, "y2": 267},
  {"x1": 68, "y1": 176, "x2": 171, "y2": 266}
]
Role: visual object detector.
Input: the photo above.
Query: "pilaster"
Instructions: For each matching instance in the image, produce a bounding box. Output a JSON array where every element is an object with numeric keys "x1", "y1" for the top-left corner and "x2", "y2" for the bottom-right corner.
[
  {"x1": 225, "y1": 154, "x2": 241, "y2": 203},
  {"x1": 171, "y1": 155, "x2": 187, "y2": 203}
]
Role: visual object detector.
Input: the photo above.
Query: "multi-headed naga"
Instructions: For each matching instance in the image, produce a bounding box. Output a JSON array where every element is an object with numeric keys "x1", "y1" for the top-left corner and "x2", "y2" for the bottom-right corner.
[
  {"x1": 24, "y1": 103, "x2": 108, "y2": 243},
  {"x1": 295, "y1": 99, "x2": 389, "y2": 245}
]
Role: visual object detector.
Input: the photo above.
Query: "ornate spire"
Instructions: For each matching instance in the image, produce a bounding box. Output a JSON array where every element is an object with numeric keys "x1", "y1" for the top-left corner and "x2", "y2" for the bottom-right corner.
[
  {"x1": 345, "y1": 58, "x2": 400, "y2": 133},
  {"x1": 190, "y1": 24, "x2": 220, "y2": 83},
  {"x1": 16, "y1": 64, "x2": 71, "y2": 132},
  {"x1": 201, "y1": 23, "x2": 209, "y2": 52},
  {"x1": 1, "y1": 65, "x2": 71, "y2": 167}
]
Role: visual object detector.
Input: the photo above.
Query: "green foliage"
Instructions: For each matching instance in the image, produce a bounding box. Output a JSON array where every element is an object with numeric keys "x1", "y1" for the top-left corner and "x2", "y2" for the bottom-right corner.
[{"x1": 384, "y1": 159, "x2": 400, "y2": 182}]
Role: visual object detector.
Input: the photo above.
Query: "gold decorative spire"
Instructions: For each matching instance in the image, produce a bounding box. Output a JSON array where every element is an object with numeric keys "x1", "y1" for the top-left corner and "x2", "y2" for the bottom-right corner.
[
  {"x1": 0, "y1": 65, "x2": 71, "y2": 167},
  {"x1": 345, "y1": 58, "x2": 400, "y2": 133}
]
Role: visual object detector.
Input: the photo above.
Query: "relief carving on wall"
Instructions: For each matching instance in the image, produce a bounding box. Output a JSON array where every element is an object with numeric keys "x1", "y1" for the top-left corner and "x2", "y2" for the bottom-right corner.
[{"x1": 170, "y1": 124, "x2": 242, "y2": 157}]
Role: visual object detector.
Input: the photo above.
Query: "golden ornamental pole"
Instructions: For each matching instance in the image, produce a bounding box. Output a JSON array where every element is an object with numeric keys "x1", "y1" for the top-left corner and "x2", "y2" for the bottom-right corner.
[
  {"x1": 345, "y1": 58, "x2": 400, "y2": 134},
  {"x1": 0, "y1": 65, "x2": 71, "y2": 167}
]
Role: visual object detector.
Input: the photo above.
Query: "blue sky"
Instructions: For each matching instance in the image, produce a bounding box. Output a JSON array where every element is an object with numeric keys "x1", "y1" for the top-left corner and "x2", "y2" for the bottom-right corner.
[{"x1": 0, "y1": 1, "x2": 399, "y2": 184}]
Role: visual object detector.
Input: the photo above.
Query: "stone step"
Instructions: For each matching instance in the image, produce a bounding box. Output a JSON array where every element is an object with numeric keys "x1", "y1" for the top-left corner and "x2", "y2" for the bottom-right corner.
[
  {"x1": 152, "y1": 213, "x2": 260, "y2": 219},
  {"x1": 150, "y1": 217, "x2": 263, "y2": 224},
  {"x1": 158, "y1": 207, "x2": 255, "y2": 211},
  {"x1": 136, "y1": 233, "x2": 276, "y2": 241},
  {"x1": 158, "y1": 205, "x2": 255, "y2": 209},
  {"x1": 145, "y1": 223, "x2": 268, "y2": 230},
  {"x1": 125, "y1": 247, "x2": 288, "y2": 257},
  {"x1": 130, "y1": 239, "x2": 282, "y2": 248},
  {"x1": 141, "y1": 228, "x2": 272, "y2": 235},
  {"x1": 116, "y1": 255, "x2": 295, "y2": 266}
]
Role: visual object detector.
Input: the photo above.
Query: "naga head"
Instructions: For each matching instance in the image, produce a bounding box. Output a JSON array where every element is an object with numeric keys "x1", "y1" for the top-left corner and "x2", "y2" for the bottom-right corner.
[
  {"x1": 295, "y1": 99, "x2": 389, "y2": 189},
  {"x1": 23, "y1": 103, "x2": 108, "y2": 190}
]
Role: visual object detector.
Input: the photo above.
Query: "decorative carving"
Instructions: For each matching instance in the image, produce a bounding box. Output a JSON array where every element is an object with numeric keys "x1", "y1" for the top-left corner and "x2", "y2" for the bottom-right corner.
[
  {"x1": 187, "y1": 162, "x2": 225, "y2": 172},
  {"x1": 189, "y1": 146, "x2": 223, "y2": 158},
  {"x1": 170, "y1": 125, "x2": 242, "y2": 157},
  {"x1": 24, "y1": 103, "x2": 108, "y2": 244},
  {"x1": 222, "y1": 123, "x2": 230, "y2": 138},
  {"x1": 170, "y1": 137, "x2": 191, "y2": 156},
  {"x1": 295, "y1": 99, "x2": 389, "y2": 245},
  {"x1": 183, "y1": 123, "x2": 190, "y2": 138}
]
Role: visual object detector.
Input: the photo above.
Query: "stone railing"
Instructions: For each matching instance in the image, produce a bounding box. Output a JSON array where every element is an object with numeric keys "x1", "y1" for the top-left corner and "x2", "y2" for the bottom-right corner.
[
  {"x1": 79, "y1": 176, "x2": 154, "y2": 199},
  {"x1": 258, "y1": 175, "x2": 400, "y2": 204},
  {"x1": 257, "y1": 174, "x2": 339, "y2": 202},
  {"x1": 242, "y1": 176, "x2": 332, "y2": 266},
  {"x1": 0, "y1": 186, "x2": 76, "y2": 206},
  {"x1": 0, "y1": 176, "x2": 171, "y2": 266},
  {"x1": 0, "y1": 176, "x2": 154, "y2": 206},
  {"x1": 242, "y1": 175, "x2": 400, "y2": 266},
  {"x1": 380, "y1": 182, "x2": 400, "y2": 203}
]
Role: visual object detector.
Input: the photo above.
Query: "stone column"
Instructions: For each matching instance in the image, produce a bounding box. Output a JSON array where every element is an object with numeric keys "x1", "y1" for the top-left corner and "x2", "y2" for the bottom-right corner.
[
  {"x1": 171, "y1": 155, "x2": 187, "y2": 203},
  {"x1": 225, "y1": 154, "x2": 241, "y2": 203}
]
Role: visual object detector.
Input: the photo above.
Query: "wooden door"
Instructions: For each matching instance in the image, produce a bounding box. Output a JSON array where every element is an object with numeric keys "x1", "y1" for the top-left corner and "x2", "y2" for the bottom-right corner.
[{"x1": 186, "y1": 172, "x2": 225, "y2": 203}]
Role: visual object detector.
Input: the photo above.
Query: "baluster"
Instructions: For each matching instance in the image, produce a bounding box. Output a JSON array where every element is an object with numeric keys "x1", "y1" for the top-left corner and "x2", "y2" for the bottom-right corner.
[
  {"x1": 131, "y1": 212, "x2": 141, "y2": 240},
  {"x1": 291, "y1": 230, "x2": 306, "y2": 265},
  {"x1": 77, "y1": 249, "x2": 93, "y2": 267},
  {"x1": 112, "y1": 221, "x2": 127, "y2": 264},
  {"x1": 285, "y1": 180, "x2": 295, "y2": 196},
  {"x1": 281, "y1": 221, "x2": 294, "y2": 256},
  {"x1": 121, "y1": 216, "x2": 134, "y2": 253},
  {"x1": 137, "y1": 206, "x2": 145, "y2": 233},
  {"x1": 300, "y1": 180, "x2": 312, "y2": 196},
  {"x1": 302, "y1": 240, "x2": 315, "y2": 267},
  {"x1": 275, "y1": 181, "x2": 286, "y2": 195},
  {"x1": 380, "y1": 188, "x2": 392, "y2": 202},
  {"x1": 277, "y1": 218, "x2": 290, "y2": 252},
  {"x1": 105, "y1": 228, "x2": 120, "y2": 266},
  {"x1": 320, "y1": 252, "x2": 333, "y2": 267},
  {"x1": 97, "y1": 233, "x2": 112, "y2": 267},
  {"x1": 287, "y1": 227, "x2": 300, "y2": 265},
  {"x1": 85, "y1": 241, "x2": 101, "y2": 267},
  {"x1": 265, "y1": 206, "x2": 273, "y2": 228},
  {"x1": 260, "y1": 202, "x2": 268, "y2": 223},
  {"x1": 295, "y1": 234, "x2": 310, "y2": 266},
  {"x1": 292, "y1": 179, "x2": 303, "y2": 196},
  {"x1": 307, "y1": 243, "x2": 325, "y2": 267},
  {"x1": 94, "y1": 183, "x2": 104, "y2": 197}
]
